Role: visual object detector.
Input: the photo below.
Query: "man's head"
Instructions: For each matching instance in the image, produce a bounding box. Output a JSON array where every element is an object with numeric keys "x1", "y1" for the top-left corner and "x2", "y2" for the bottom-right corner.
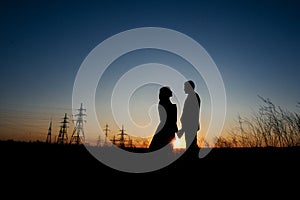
[{"x1": 184, "y1": 80, "x2": 195, "y2": 94}]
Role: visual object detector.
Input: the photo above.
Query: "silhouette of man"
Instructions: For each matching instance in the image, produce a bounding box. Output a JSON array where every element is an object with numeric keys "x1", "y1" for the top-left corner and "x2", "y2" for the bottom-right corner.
[
  {"x1": 177, "y1": 80, "x2": 201, "y2": 159},
  {"x1": 149, "y1": 86, "x2": 178, "y2": 153}
]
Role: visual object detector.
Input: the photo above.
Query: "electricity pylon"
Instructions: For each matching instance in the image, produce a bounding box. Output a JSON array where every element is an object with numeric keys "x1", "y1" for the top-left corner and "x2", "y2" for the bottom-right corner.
[
  {"x1": 103, "y1": 123, "x2": 110, "y2": 146},
  {"x1": 70, "y1": 103, "x2": 86, "y2": 145},
  {"x1": 45, "y1": 120, "x2": 52, "y2": 143},
  {"x1": 118, "y1": 125, "x2": 127, "y2": 149},
  {"x1": 56, "y1": 113, "x2": 69, "y2": 144}
]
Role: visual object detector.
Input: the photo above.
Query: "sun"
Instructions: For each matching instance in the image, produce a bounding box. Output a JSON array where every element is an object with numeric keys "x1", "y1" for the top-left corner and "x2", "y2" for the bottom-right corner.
[{"x1": 172, "y1": 134, "x2": 186, "y2": 152}]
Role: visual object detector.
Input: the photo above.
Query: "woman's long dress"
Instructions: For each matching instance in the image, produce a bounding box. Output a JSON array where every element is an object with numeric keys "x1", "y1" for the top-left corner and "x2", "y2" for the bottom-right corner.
[{"x1": 148, "y1": 100, "x2": 178, "y2": 151}]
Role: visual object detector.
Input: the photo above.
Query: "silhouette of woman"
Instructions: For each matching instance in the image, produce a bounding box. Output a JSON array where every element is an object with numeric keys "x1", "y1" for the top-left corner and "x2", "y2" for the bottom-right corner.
[{"x1": 149, "y1": 86, "x2": 178, "y2": 152}]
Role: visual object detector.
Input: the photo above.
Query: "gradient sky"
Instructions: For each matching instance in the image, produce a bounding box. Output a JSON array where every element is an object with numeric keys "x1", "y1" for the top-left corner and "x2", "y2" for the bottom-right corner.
[{"x1": 0, "y1": 0, "x2": 299, "y2": 146}]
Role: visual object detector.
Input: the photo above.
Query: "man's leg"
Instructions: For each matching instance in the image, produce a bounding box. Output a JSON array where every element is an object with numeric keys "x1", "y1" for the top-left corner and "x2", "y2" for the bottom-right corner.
[{"x1": 184, "y1": 132, "x2": 199, "y2": 159}]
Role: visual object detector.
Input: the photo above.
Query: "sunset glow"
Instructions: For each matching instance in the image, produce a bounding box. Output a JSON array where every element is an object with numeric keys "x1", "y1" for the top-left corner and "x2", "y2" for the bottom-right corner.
[
  {"x1": 1, "y1": 0, "x2": 299, "y2": 150},
  {"x1": 172, "y1": 134, "x2": 186, "y2": 151}
]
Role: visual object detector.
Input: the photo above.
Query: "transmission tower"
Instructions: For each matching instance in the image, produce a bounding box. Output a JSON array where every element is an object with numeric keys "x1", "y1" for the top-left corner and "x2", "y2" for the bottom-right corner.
[
  {"x1": 112, "y1": 135, "x2": 116, "y2": 145},
  {"x1": 103, "y1": 123, "x2": 110, "y2": 146},
  {"x1": 118, "y1": 125, "x2": 127, "y2": 148},
  {"x1": 70, "y1": 103, "x2": 86, "y2": 145},
  {"x1": 127, "y1": 136, "x2": 135, "y2": 148},
  {"x1": 45, "y1": 120, "x2": 52, "y2": 143},
  {"x1": 56, "y1": 113, "x2": 69, "y2": 144},
  {"x1": 96, "y1": 135, "x2": 101, "y2": 147}
]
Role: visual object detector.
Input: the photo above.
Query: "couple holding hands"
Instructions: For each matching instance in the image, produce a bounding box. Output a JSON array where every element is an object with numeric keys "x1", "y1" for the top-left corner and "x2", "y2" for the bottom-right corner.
[{"x1": 149, "y1": 80, "x2": 201, "y2": 158}]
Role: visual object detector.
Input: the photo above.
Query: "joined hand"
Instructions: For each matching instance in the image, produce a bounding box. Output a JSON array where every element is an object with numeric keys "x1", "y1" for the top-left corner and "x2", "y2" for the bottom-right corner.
[{"x1": 177, "y1": 129, "x2": 184, "y2": 138}]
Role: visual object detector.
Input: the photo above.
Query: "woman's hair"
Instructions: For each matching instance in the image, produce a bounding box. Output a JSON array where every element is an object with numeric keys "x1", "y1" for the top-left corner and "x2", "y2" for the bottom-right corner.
[{"x1": 159, "y1": 86, "x2": 172, "y2": 100}]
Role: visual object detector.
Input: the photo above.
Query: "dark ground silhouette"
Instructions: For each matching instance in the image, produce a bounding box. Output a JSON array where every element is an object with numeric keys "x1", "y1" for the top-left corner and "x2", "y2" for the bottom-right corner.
[{"x1": 1, "y1": 140, "x2": 299, "y2": 197}]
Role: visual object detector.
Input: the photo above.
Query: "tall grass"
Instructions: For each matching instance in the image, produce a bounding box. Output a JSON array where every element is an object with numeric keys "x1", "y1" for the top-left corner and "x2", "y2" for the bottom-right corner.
[{"x1": 215, "y1": 96, "x2": 300, "y2": 148}]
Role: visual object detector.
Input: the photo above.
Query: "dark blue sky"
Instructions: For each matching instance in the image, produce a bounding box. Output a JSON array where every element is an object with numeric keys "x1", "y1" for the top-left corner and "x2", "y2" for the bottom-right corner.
[{"x1": 0, "y1": 0, "x2": 299, "y2": 142}]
